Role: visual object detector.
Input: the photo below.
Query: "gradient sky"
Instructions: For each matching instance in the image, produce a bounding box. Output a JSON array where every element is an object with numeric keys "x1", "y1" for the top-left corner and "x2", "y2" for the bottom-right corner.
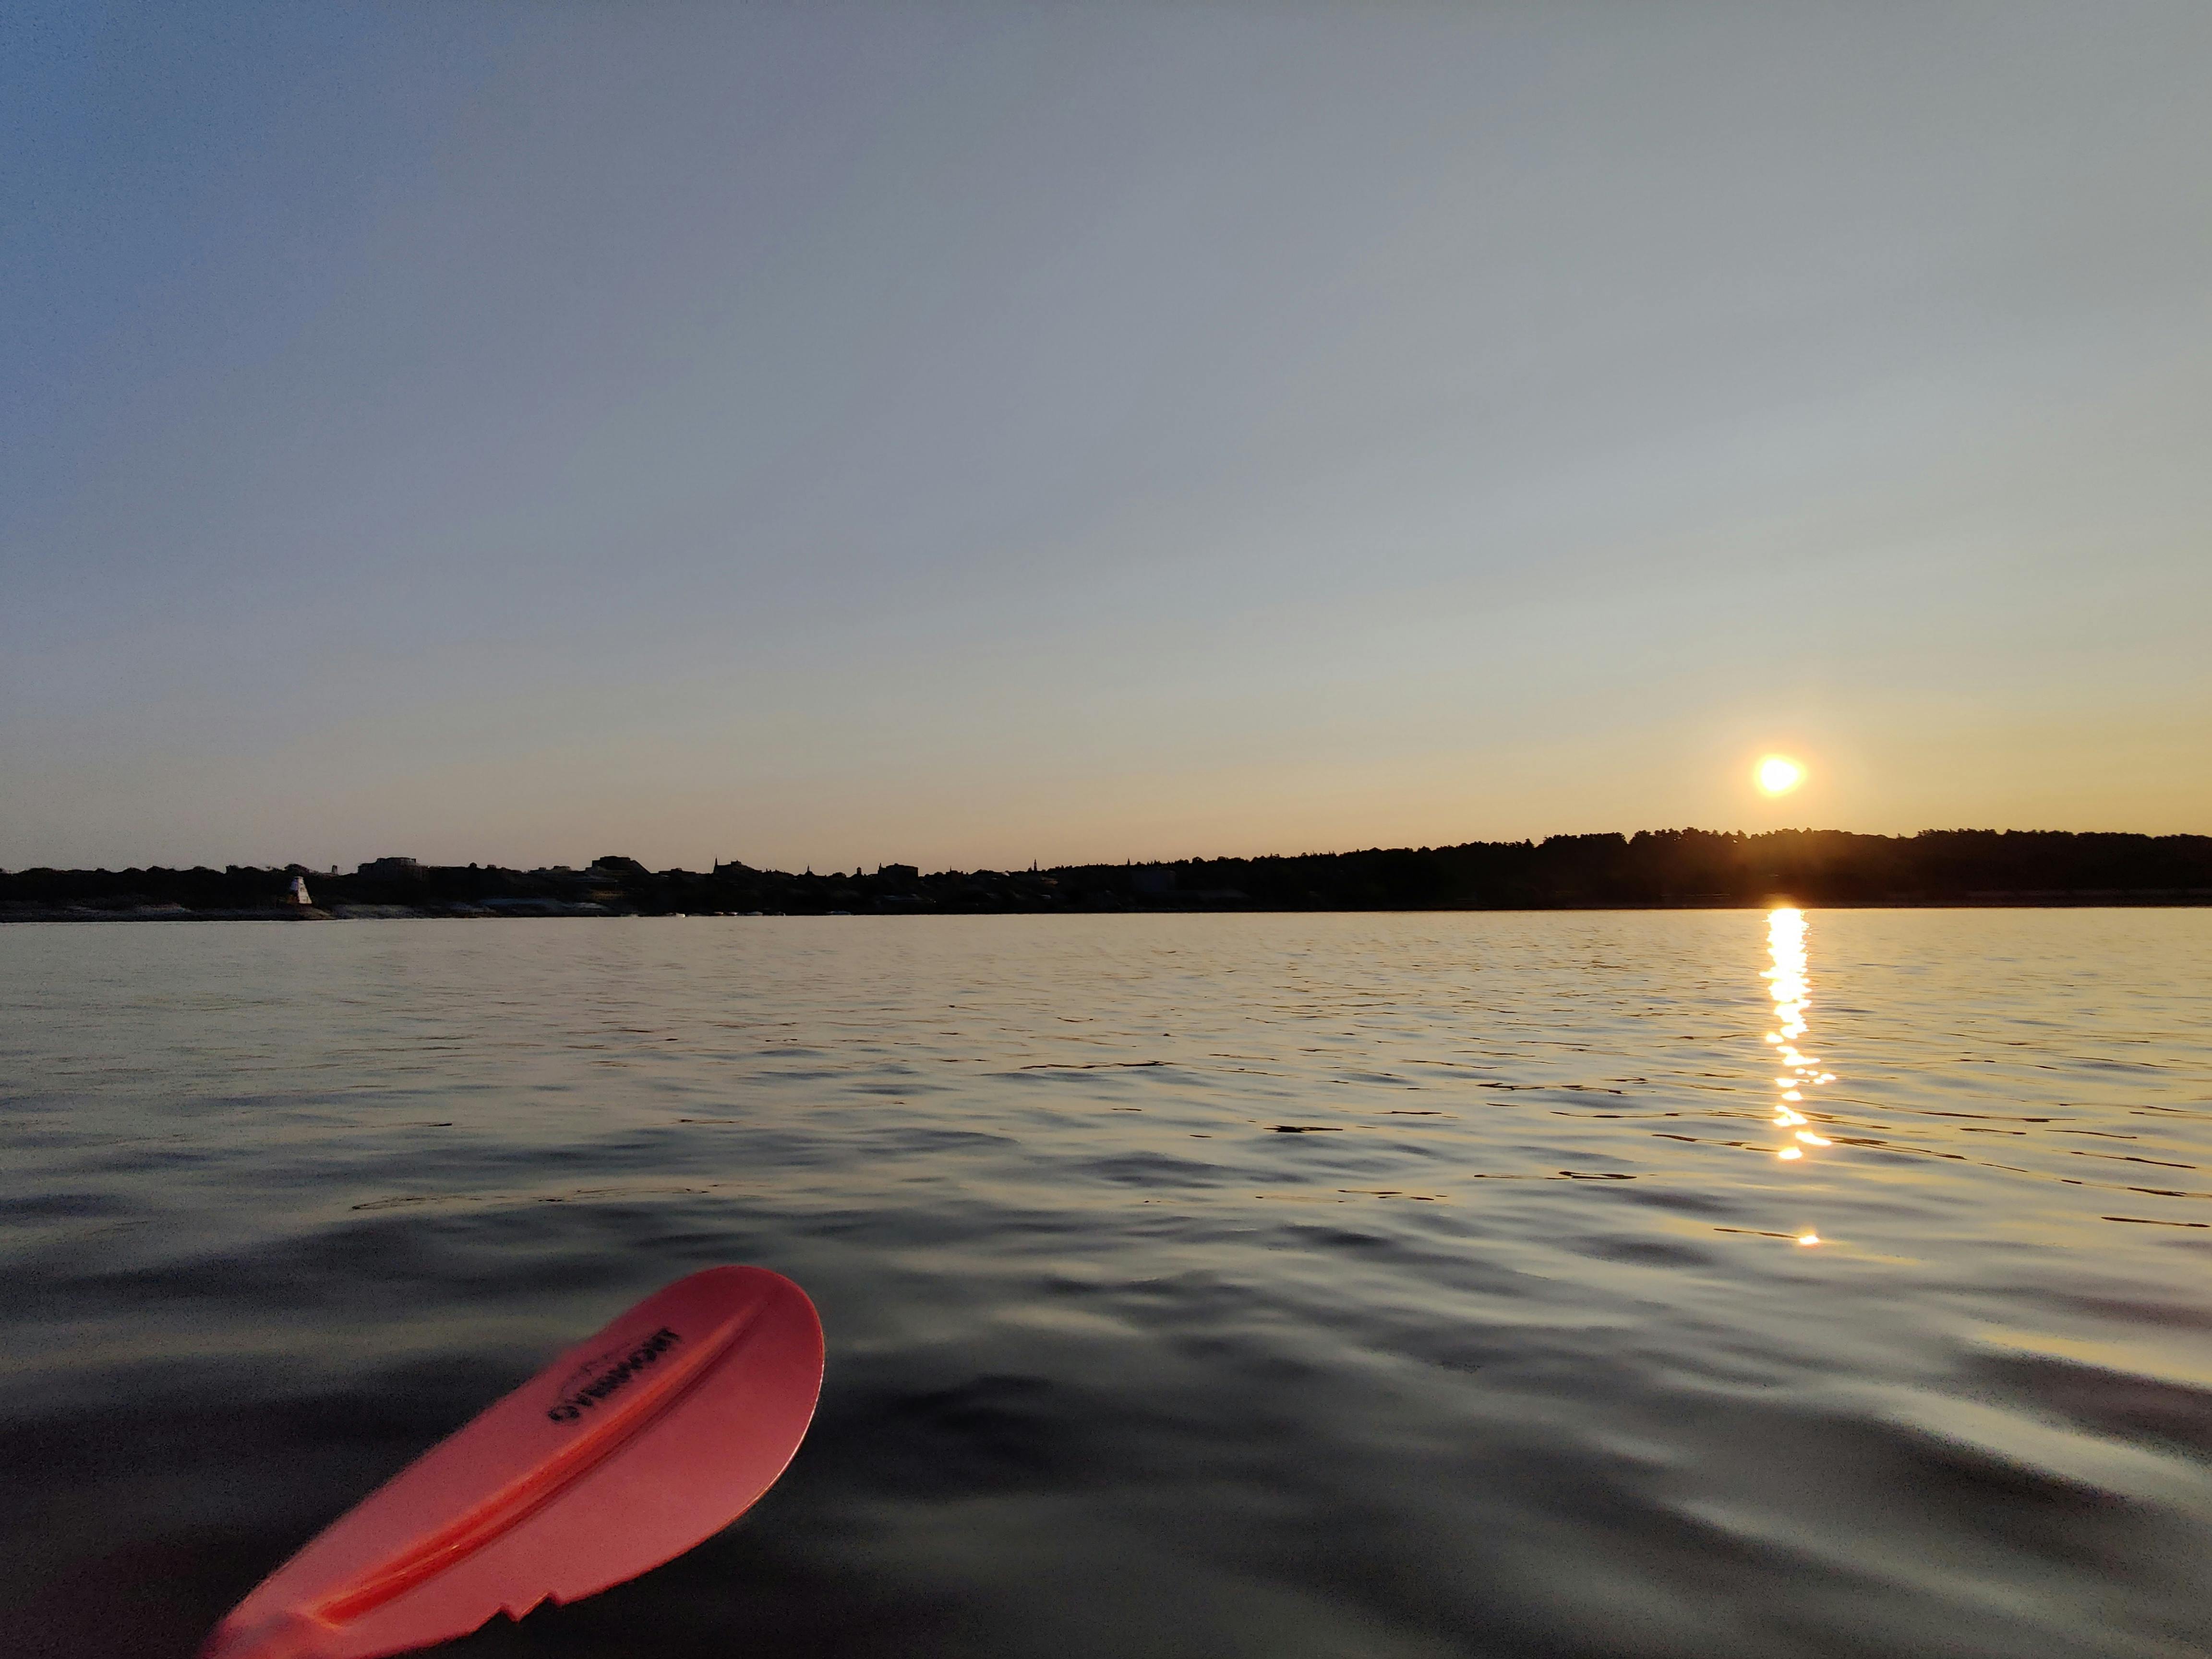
[{"x1": 6, "y1": 2, "x2": 2209, "y2": 874}]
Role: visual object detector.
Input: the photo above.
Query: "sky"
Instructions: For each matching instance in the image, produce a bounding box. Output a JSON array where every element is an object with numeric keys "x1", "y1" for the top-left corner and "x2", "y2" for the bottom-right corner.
[{"x1": 5, "y1": 1, "x2": 2209, "y2": 874}]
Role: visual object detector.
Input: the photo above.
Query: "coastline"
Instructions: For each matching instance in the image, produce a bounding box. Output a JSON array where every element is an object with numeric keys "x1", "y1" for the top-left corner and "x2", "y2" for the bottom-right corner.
[
  {"x1": 8, "y1": 829, "x2": 2208, "y2": 922},
  {"x1": 7, "y1": 891, "x2": 2209, "y2": 923}
]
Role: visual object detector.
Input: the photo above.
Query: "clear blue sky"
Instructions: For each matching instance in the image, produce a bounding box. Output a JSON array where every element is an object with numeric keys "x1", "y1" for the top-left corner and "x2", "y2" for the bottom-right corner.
[{"x1": 6, "y1": 2, "x2": 2208, "y2": 873}]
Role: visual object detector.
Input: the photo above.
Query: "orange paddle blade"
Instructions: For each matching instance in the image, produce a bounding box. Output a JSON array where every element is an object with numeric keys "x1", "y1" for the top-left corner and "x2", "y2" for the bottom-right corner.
[{"x1": 200, "y1": 1265, "x2": 825, "y2": 1659}]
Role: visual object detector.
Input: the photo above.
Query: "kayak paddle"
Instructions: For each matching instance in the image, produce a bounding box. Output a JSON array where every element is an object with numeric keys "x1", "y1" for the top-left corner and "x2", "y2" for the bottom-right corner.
[{"x1": 200, "y1": 1264, "x2": 825, "y2": 1659}]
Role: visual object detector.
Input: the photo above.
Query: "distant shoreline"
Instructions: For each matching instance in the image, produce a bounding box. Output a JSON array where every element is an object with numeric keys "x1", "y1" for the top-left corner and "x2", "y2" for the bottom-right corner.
[
  {"x1": 6, "y1": 829, "x2": 2209, "y2": 921},
  {"x1": 5, "y1": 894, "x2": 2208, "y2": 924}
]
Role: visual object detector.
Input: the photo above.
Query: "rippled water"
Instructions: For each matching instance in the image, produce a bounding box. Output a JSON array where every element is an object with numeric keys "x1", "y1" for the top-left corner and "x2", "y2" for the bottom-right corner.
[{"x1": 5, "y1": 910, "x2": 2211, "y2": 1659}]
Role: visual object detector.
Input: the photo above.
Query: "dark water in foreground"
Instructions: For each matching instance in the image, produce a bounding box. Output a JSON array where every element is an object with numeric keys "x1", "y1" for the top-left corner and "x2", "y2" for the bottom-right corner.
[{"x1": 4, "y1": 910, "x2": 2210, "y2": 1659}]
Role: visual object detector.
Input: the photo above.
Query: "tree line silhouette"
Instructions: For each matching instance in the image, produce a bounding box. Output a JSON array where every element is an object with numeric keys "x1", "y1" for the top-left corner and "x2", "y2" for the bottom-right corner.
[{"x1": 3, "y1": 829, "x2": 2207, "y2": 918}]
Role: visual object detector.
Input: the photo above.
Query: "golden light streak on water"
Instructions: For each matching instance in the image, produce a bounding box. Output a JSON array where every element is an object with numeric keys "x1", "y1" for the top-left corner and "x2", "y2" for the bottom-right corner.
[{"x1": 1764, "y1": 905, "x2": 1833, "y2": 1240}]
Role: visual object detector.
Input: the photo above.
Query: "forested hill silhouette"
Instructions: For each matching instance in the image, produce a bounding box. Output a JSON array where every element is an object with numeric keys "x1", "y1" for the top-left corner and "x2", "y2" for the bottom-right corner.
[
  {"x1": 1054, "y1": 829, "x2": 2212, "y2": 911},
  {"x1": 3, "y1": 829, "x2": 2209, "y2": 919}
]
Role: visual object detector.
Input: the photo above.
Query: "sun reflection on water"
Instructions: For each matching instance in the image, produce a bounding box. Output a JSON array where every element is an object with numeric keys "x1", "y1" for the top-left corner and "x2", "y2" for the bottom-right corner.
[{"x1": 1764, "y1": 906, "x2": 1832, "y2": 1238}]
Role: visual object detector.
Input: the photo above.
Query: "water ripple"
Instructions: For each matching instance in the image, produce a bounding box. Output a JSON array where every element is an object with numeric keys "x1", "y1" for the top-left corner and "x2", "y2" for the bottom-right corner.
[{"x1": 2, "y1": 909, "x2": 2210, "y2": 1658}]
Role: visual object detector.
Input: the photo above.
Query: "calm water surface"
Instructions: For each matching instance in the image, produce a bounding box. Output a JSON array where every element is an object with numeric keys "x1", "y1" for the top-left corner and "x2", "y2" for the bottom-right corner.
[{"x1": 4, "y1": 910, "x2": 2210, "y2": 1659}]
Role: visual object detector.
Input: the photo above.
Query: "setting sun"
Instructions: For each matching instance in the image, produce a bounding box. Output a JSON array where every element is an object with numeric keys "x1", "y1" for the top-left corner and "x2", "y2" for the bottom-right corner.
[{"x1": 1755, "y1": 755, "x2": 1806, "y2": 796}]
